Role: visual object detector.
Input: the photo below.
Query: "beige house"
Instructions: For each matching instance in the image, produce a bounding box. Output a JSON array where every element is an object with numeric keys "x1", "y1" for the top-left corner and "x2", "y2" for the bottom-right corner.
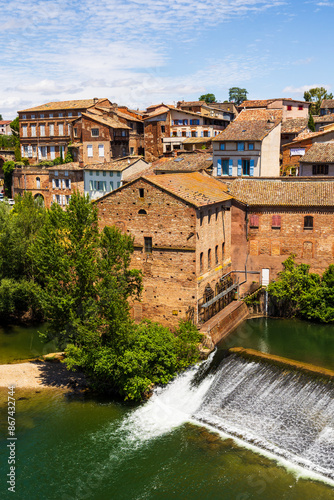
[
  {"x1": 238, "y1": 98, "x2": 310, "y2": 121},
  {"x1": 212, "y1": 109, "x2": 282, "y2": 177}
]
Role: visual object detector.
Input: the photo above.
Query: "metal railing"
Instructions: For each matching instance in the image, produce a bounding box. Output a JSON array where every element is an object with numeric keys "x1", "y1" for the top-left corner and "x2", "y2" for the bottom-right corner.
[{"x1": 198, "y1": 271, "x2": 239, "y2": 324}]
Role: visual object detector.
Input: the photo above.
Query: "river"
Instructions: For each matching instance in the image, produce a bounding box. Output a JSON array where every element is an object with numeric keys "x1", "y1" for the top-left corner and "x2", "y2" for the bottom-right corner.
[{"x1": 0, "y1": 318, "x2": 334, "y2": 499}]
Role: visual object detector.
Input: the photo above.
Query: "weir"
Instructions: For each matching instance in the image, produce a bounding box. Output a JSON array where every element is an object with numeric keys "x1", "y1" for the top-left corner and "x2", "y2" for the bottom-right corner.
[{"x1": 193, "y1": 352, "x2": 334, "y2": 481}]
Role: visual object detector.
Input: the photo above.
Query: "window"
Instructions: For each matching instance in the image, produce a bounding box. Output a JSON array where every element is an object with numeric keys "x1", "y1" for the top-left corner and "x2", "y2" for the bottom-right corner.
[
  {"x1": 200, "y1": 211, "x2": 203, "y2": 226},
  {"x1": 183, "y1": 119, "x2": 188, "y2": 125},
  {"x1": 99, "y1": 144, "x2": 104, "y2": 157},
  {"x1": 182, "y1": 131, "x2": 187, "y2": 137},
  {"x1": 298, "y1": 105, "x2": 303, "y2": 111},
  {"x1": 49, "y1": 123, "x2": 54, "y2": 136},
  {"x1": 190, "y1": 119, "x2": 200, "y2": 125},
  {"x1": 31, "y1": 114, "x2": 35, "y2": 119},
  {"x1": 65, "y1": 195, "x2": 70, "y2": 204},
  {"x1": 172, "y1": 131, "x2": 177, "y2": 137},
  {"x1": 200, "y1": 252, "x2": 203, "y2": 273},
  {"x1": 41, "y1": 146, "x2": 47, "y2": 158},
  {"x1": 121, "y1": 130, "x2": 127, "y2": 137},
  {"x1": 161, "y1": 125, "x2": 165, "y2": 133},
  {"x1": 242, "y1": 159, "x2": 250, "y2": 176},
  {"x1": 117, "y1": 181, "x2": 121, "y2": 188},
  {"x1": 139, "y1": 188, "x2": 144, "y2": 198},
  {"x1": 220, "y1": 143, "x2": 225, "y2": 151},
  {"x1": 110, "y1": 181, "x2": 114, "y2": 190},
  {"x1": 222, "y1": 242, "x2": 225, "y2": 259},
  {"x1": 304, "y1": 216, "x2": 313, "y2": 230},
  {"x1": 248, "y1": 143, "x2": 254, "y2": 150},
  {"x1": 40, "y1": 114, "x2": 44, "y2": 118},
  {"x1": 58, "y1": 123, "x2": 64, "y2": 136},
  {"x1": 96, "y1": 170, "x2": 99, "y2": 176},
  {"x1": 40, "y1": 124, "x2": 45, "y2": 136},
  {"x1": 68, "y1": 112, "x2": 72, "y2": 117},
  {"x1": 237, "y1": 142, "x2": 245, "y2": 151},
  {"x1": 89, "y1": 171, "x2": 93, "y2": 176},
  {"x1": 287, "y1": 105, "x2": 292, "y2": 111},
  {"x1": 208, "y1": 209, "x2": 211, "y2": 224},
  {"x1": 203, "y1": 130, "x2": 209, "y2": 137},
  {"x1": 144, "y1": 237, "x2": 152, "y2": 253},
  {"x1": 191, "y1": 131, "x2": 197, "y2": 137},
  {"x1": 130, "y1": 147, "x2": 134, "y2": 155},
  {"x1": 74, "y1": 128, "x2": 78, "y2": 137},
  {"x1": 31, "y1": 124, "x2": 36, "y2": 137},
  {"x1": 23, "y1": 145, "x2": 28, "y2": 157},
  {"x1": 272, "y1": 215, "x2": 281, "y2": 229},
  {"x1": 312, "y1": 164, "x2": 328, "y2": 175},
  {"x1": 91, "y1": 128, "x2": 99, "y2": 137},
  {"x1": 78, "y1": 112, "x2": 81, "y2": 117},
  {"x1": 222, "y1": 159, "x2": 229, "y2": 175},
  {"x1": 208, "y1": 249, "x2": 211, "y2": 269},
  {"x1": 65, "y1": 170, "x2": 68, "y2": 176},
  {"x1": 49, "y1": 113, "x2": 53, "y2": 118},
  {"x1": 36, "y1": 177, "x2": 40, "y2": 189},
  {"x1": 138, "y1": 209, "x2": 147, "y2": 215},
  {"x1": 22, "y1": 115, "x2": 26, "y2": 119},
  {"x1": 215, "y1": 245, "x2": 218, "y2": 264},
  {"x1": 54, "y1": 170, "x2": 58, "y2": 176},
  {"x1": 65, "y1": 179, "x2": 70, "y2": 189},
  {"x1": 249, "y1": 214, "x2": 259, "y2": 228},
  {"x1": 22, "y1": 125, "x2": 27, "y2": 137},
  {"x1": 103, "y1": 171, "x2": 106, "y2": 177},
  {"x1": 117, "y1": 172, "x2": 121, "y2": 177},
  {"x1": 87, "y1": 145, "x2": 93, "y2": 157},
  {"x1": 58, "y1": 113, "x2": 63, "y2": 117}
]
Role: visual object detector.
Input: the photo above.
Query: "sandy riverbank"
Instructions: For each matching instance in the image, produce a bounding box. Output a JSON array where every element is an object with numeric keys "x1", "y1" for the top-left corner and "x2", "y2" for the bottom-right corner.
[{"x1": 0, "y1": 359, "x2": 88, "y2": 391}]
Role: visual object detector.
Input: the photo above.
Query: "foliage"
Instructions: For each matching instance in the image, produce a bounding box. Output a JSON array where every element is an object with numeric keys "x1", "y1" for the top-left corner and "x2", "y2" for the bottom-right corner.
[
  {"x1": 304, "y1": 87, "x2": 333, "y2": 115},
  {"x1": 0, "y1": 278, "x2": 43, "y2": 323},
  {"x1": 198, "y1": 93, "x2": 216, "y2": 104},
  {"x1": 10, "y1": 117, "x2": 19, "y2": 138},
  {"x1": 308, "y1": 112, "x2": 315, "y2": 132},
  {"x1": 2, "y1": 160, "x2": 15, "y2": 196},
  {"x1": 268, "y1": 256, "x2": 334, "y2": 323},
  {"x1": 0, "y1": 114, "x2": 2, "y2": 121},
  {"x1": 65, "y1": 319, "x2": 202, "y2": 400},
  {"x1": 52, "y1": 157, "x2": 63, "y2": 165},
  {"x1": 228, "y1": 87, "x2": 248, "y2": 105},
  {"x1": 0, "y1": 135, "x2": 17, "y2": 149}
]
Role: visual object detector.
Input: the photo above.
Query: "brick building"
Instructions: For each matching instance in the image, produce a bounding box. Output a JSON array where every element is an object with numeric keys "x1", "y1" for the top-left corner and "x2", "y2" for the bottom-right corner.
[
  {"x1": 229, "y1": 178, "x2": 334, "y2": 292},
  {"x1": 12, "y1": 163, "x2": 84, "y2": 208},
  {"x1": 18, "y1": 98, "x2": 111, "y2": 163},
  {"x1": 95, "y1": 172, "x2": 232, "y2": 327},
  {"x1": 0, "y1": 120, "x2": 12, "y2": 135},
  {"x1": 212, "y1": 109, "x2": 282, "y2": 177}
]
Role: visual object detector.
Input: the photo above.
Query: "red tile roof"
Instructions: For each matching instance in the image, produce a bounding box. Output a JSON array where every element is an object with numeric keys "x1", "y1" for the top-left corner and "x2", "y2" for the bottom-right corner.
[
  {"x1": 18, "y1": 99, "x2": 109, "y2": 113},
  {"x1": 300, "y1": 142, "x2": 334, "y2": 163},
  {"x1": 213, "y1": 109, "x2": 282, "y2": 142}
]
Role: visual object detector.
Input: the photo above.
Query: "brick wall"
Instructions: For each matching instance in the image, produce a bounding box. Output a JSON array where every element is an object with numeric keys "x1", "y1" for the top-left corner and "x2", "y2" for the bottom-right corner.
[
  {"x1": 144, "y1": 121, "x2": 170, "y2": 162},
  {"x1": 12, "y1": 168, "x2": 51, "y2": 205},
  {"x1": 281, "y1": 139, "x2": 313, "y2": 172}
]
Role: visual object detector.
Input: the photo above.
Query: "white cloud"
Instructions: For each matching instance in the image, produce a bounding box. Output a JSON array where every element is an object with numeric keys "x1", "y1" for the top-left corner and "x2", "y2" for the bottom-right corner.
[
  {"x1": 0, "y1": 0, "x2": 287, "y2": 117},
  {"x1": 283, "y1": 84, "x2": 331, "y2": 94}
]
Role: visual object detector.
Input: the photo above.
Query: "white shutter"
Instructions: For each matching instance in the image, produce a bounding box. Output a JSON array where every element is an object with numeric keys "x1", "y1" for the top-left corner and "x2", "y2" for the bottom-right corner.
[
  {"x1": 21, "y1": 146, "x2": 24, "y2": 156},
  {"x1": 62, "y1": 179, "x2": 65, "y2": 190},
  {"x1": 69, "y1": 179, "x2": 71, "y2": 189},
  {"x1": 38, "y1": 146, "x2": 42, "y2": 159},
  {"x1": 52, "y1": 194, "x2": 56, "y2": 202},
  {"x1": 99, "y1": 144, "x2": 104, "y2": 157},
  {"x1": 50, "y1": 146, "x2": 55, "y2": 159},
  {"x1": 52, "y1": 179, "x2": 55, "y2": 189},
  {"x1": 62, "y1": 195, "x2": 66, "y2": 205},
  {"x1": 87, "y1": 145, "x2": 93, "y2": 157},
  {"x1": 28, "y1": 146, "x2": 33, "y2": 158}
]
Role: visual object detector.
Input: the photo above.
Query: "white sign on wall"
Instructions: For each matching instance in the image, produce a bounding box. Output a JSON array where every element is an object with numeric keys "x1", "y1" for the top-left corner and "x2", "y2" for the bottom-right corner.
[{"x1": 290, "y1": 148, "x2": 305, "y2": 156}]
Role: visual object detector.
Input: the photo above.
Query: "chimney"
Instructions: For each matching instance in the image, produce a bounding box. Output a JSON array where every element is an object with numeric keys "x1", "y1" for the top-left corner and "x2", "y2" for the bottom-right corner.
[{"x1": 93, "y1": 97, "x2": 99, "y2": 104}]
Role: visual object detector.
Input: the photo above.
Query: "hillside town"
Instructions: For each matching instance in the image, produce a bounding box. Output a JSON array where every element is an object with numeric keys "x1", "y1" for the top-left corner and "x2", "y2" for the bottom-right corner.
[{"x1": 1, "y1": 94, "x2": 334, "y2": 331}]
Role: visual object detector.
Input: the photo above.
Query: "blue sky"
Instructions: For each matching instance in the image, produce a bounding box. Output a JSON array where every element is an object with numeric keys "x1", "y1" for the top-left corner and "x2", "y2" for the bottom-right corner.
[{"x1": 1, "y1": 0, "x2": 334, "y2": 119}]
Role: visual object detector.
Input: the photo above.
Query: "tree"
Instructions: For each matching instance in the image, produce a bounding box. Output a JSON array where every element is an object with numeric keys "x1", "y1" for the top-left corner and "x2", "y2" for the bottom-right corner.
[
  {"x1": 198, "y1": 93, "x2": 216, "y2": 104},
  {"x1": 228, "y1": 87, "x2": 248, "y2": 105},
  {"x1": 303, "y1": 87, "x2": 333, "y2": 115},
  {"x1": 2, "y1": 161, "x2": 15, "y2": 197},
  {"x1": 308, "y1": 112, "x2": 315, "y2": 132},
  {"x1": 10, "y1": 117, "x2": 19, "y2": 138},
  {"x1": 0, "y1": 114, "x2": 3, "y2": 120}
]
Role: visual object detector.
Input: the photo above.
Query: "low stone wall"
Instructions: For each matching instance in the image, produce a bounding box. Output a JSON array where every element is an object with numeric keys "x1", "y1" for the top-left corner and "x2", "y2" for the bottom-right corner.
[{"x1": 200, "y1": 300, "x2": 249, "y2": 349}]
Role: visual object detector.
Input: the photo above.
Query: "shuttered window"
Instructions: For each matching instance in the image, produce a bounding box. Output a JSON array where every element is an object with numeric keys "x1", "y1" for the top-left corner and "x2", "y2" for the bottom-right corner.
[
  {"x1": 249, "y1": 215, "x2": 259, "y2": 228},
  {"x1": 272, "y1": 215, "x2": 281, "y2": 229}
]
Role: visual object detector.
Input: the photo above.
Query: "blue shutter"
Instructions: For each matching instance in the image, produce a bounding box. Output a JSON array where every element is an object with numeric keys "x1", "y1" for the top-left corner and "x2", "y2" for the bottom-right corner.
[
  {"x1": 217, "y1": 159, "x2": 222, "y2": 176},
  {"x1": 201, "y1": 131, "x2": 204, "y2": 137},
  {"x1": 250, "y1": 159, "x2": 254, "y2": 176},
  {"x1": 229, "y1": 159, "x2": 233, "y2": 176},
  {"x1": 237, "y1": 159, "x2": 242, "y2": 176},
  {"x1": 208, "y1": 131, "x2": 210, "y2": 137},
  {"x1": 190, "y1": 120, "x2": 193, "y2": 125},
  {"x1": 195, "y1": 131, "x2": 198, "y2": 137}
]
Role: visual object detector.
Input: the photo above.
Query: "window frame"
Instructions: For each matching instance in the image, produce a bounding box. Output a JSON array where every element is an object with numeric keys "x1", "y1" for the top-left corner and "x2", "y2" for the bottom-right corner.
[{"x1": 144, "y1": 237, "x2": 152, "y2": 253}]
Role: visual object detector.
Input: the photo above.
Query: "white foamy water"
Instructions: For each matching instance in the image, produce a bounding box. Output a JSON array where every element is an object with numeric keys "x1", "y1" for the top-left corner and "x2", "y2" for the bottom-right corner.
[{"x1": 121, "y1": 351, "x2": 216, "y2": 442}]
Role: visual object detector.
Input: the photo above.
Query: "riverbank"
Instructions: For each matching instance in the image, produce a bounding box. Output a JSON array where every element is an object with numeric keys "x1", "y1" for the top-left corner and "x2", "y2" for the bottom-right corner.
[{"x1": 0, "y1": 358, "x2": 88, "y2": 391}]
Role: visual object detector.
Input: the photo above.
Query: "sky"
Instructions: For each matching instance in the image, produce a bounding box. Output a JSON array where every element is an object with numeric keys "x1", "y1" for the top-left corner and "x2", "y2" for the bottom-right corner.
[{"x1": 1, "y1": 0, "x2": 334, "y2": 119}]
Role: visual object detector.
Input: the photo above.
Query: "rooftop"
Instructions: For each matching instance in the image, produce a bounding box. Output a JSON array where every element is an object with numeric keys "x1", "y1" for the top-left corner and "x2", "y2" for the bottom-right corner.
[
  {"x1": 153, "y1": 152, "x2": 213, "y2": 172},
  {"x1": 320, "y1": 100, "x2": 334, "y2": 109},
  {"x1": 48, "y1": 162, "x2": 82, "y2": 171},
  {"x1": 18, "y1": 98, "x2": 109, "y2": 113},
  {"x1": 84, "y1": 157, "x2": 146, "y2": 171},
  {"x1": 314, "y1": 114, "x2": 334, "y2": 123},
  {"x1": 239, "y1": 98, "x2": 307, "y2": 109},
  {"x1": 300, "y1": 142, "x2": 334, "y2": 163},
  {"x1": 80, "y1": 111, "x2": 131, "y2": 129},
  {"x1": 213, "y1": 109, "x2": 282, "y2": 142},
  {"x1": 0, "y1": 120, "x2": 12, "y2": 125},
  {"x1": 143, "y1": 172, "x2": 231, "y2": 207},
  {"x1": 281, "y1": 118, "x2": 308, "y2": 134},
  {"x1": 229, "y1": 178, "x2": 334, "y2": 206}
]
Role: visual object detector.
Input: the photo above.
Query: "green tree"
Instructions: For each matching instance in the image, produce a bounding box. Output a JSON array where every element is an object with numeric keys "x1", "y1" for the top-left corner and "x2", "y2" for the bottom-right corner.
[
  {"x1": 304, "y1": 87, "x2": 333, "y2": 115},
  {"x1": 308, "y1": 112, "x2": 315, "y2": 132},
  {"x1": 228, "y1": 87, "x2": 248, "y2": 105},
  {"x1": 10, "y1": 117, "x2": 19, "y2": 138},
  {"x1": 199, "y1": 93, "x2": 216, "y2": 104},
  {"x1": 2, "y1": 160, "x2": 15, "y2": 196},
  {"x1": 0, "y1": 114, "x2": 3, "y2": 121}
]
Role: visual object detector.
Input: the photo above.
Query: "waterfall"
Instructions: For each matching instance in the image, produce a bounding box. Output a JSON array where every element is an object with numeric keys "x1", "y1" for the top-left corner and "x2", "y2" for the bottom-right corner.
[{"x1": 194, "y1": 354, "x2": 334, "y2": 481}]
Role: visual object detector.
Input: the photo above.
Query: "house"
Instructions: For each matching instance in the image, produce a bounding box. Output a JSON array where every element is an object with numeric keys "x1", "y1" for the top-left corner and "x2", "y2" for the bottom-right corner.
[
  {"x1": 281, "y1": 129, "x2": 334, "y2": 175},
  {"x1": 0, "y1": 121, "x2": 12, "y2": 135},
  {"x1": 238, "y1": 99, "x2": 310, "y2": 121},
  {"x1": 116, "y1": 107, "x2": 145, "y2": 156},
  {"x1": 299, "y1": 142, "x2": 334, "y2": 176},
  {"x1": 12, "y1": 162, "x2": 84, "y2": 207},
  {"x1": 152, "y1": 152, "x2": 213, "y2": 174},
  {"x1": 320, "y1": 99, "x2": 334, "y2": 116},
  {"x1": 83, "y1": 157, "x2": 149, "y2": 200},
  {"x1": 229, "y1": 177, "x2": 334, "y2": 292},
  {"x1": 143, "y1": 103, "x2": 232, "y2": 161},
  {"x1": 313, "y1": 114, "x2": 334, "y2": 132},
  {"x1": 176, "y1": 100, "x2": 235, "y2": 120},
  {"x1": 70, "y1": 108, "x2": 131, "y2": 164},
  {"x1": 280, "y1": 118, "x2": 309, "y2": 147},
  {"x1": 18, "y1": 98, "x2": 111, "y2": 163},
  {"x1": 95, "y1": 172, "x2": 233, "y2": 327},
  {"x1": 212, "y1": 109, "x2": 282, "y2": 177}
]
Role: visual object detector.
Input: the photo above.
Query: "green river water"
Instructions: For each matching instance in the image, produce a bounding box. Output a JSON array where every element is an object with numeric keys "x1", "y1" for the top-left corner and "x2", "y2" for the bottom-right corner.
[{"x1": 0, "y1": 318, "x2": 334, "y2": 500}]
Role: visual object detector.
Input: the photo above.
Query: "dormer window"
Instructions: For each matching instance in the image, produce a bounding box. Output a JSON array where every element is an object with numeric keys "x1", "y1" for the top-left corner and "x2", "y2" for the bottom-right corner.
[{"x1": 91, "y1": 128, "x2": 99, "y2": 137}]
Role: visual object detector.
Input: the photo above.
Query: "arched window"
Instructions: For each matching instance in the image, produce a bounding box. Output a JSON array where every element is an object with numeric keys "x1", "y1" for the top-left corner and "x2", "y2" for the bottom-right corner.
[
  {"x1": 138, "y1": 209, "x2": 147, "y2": 215},
  {"x1": 36, "y1": 177, "x2": 40, "y2": 189},
  {"x1": 200, "y1": 252, "x2": 203, "y2": 273},
  {"x1": 215, "y1": 245, "x2": 218, "y2": 264},
  {"x1": 208, "y1": 248, "x2": 211, "y2": 269}
]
